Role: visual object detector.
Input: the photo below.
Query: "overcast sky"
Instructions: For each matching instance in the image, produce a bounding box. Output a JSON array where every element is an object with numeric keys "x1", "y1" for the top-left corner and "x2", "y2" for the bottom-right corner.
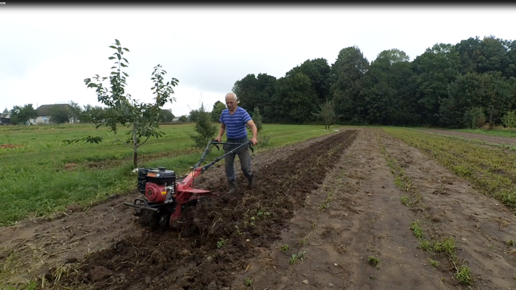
[{"x1": 1, "y1": 5, "x2": 515, "y2": 117}]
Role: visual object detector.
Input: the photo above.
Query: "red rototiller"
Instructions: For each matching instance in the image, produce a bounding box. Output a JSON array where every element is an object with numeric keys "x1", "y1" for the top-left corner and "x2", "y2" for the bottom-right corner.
[{"x1": 124, "y1": 140, "x2": 253, "y2": 229}]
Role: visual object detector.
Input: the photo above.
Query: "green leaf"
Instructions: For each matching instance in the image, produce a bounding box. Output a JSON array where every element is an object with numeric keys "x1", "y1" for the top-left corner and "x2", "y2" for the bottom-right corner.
[
  {"x1": 109, "y1": 45, "x2": 117, "y2": 49},
  {"x1": 123, "y1": 58, "x2": 129, "y2": 64},
  {"x1": 109, "y1": 56, "x2": 115, "y2": 60},
  {"x1": 121, "y1": 63, "x2": 128, "y2": 68},
  {"x1": 88, "y1": 83, "x2": 98, "y2": 88},
  {"x1": 115, "y1": 39, "x2": 120, "y2": 45},
  {"x1": 123, "y1": 48, "x2": 130, "y2": 52}
]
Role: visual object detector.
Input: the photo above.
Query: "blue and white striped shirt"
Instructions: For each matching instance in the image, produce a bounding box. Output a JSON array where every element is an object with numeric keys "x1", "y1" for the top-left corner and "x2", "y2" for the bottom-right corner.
[{"x1": 219, "y1": 107, "x2": 252, "y2": 139}]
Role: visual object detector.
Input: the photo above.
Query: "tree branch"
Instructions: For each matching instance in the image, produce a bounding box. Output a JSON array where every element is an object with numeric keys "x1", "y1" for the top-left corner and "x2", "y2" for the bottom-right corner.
[
  {"x1": 136, "y1": 135, "x2": 152, "y2": 148},
  {"x1": 114, "y1": 134, "x2": 134, "y2": 149}
]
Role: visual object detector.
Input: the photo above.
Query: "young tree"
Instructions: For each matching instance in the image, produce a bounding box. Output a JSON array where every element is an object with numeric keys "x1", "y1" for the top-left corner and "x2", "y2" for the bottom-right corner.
[
  {"x1": 313, "y1": 99, "x2": 338, "y2": 130},
  {"x1": 190, "y1": 103, "x2": 217, "y2": 148},
  {"x1": 10, "y1": 104, "x2": 37, "y2": 125},
  {"x1": 84, "y1": 39, "x2": 178, "y2": 168},
  {"x1": 251, "y1": 107, "x2": 270, "y2": 146}
]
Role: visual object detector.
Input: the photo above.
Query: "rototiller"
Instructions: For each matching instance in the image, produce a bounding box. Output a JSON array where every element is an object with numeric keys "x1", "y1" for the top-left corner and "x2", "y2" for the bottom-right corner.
[{"x1": 124, "y1": 140, "x2": 253, "y2": 229}]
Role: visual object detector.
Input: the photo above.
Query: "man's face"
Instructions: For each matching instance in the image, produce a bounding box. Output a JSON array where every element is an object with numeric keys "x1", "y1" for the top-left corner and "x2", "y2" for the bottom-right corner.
[{"x1": 225, "y1": 95, "x2": 237, "y2": 112}]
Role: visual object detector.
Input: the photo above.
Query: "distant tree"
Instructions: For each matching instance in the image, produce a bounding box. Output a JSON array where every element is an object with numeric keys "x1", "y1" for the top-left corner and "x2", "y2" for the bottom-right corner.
[
  {"x1": 288, "y1": 58, "x2": 331, "y2": 103},
  {"x1": 440, "y1": 71, "x2": 513, "y2": 128},
  {"x1": 439, "y1": 72, "x2": 484, "y2": 128},
  {"x1": 413, "y1": 43, "x2": 460, "y2": 126},
  {"x1": 363, "y1": 48, "x2": 414, "y2": 125},
  {"x1": 505, "y1": 40, "x2": 516, "y2": 78},
  {"x1": 2, "y1": 108, "x2": 8, "y2": 114},
  {"x1": 482, "y1": 71, "x2": 514, "y2": 127},
  {"x1": 273, "y1": 72, "x2": 318, "y2": 123},
  {"x1": 10, "y1": 104, "x2": 37, "y2": 125},
  {"x1": 68, "y1": 101, "x2": 82, "y2": 123},
  {"x1": 330, "y1": 46, "x2": 370, "y2": 124},
  {"x1": 84, "y1": 39, "x2": 178, "y2": 168},
  {"x1": 179, "y1": 115, "x2": 188, "y2": 122},
  {"x1": 80, "y1": 105, "x2": 109, "y2": 123},
  {"x1": 313, "y1": 99, "x2": 338, "y2": 130},
  {"x1": 233, "y1": 73, "x2": 276, "y2": 122},
  {"x1": 188, "y1": 109, "x2": 200, "y2": 122},
  {"x1": 190, "y1": 103, "x2": 217, "y2": 148},
  {"x1": 159, "y1": 109, "x2": 174, "y2": 122},
  {"x1": 477, "y1": 36, "x2": 509, "y2": 74},
  {"x1": 211, "y1": 101, "x2": 226, "y2": 122},
  {"x1": 49, "y1": 105, "x2": 72, "y2": 124},
  {"x1": 455, "y1": 36, "x2": 482, "y2": 74}
]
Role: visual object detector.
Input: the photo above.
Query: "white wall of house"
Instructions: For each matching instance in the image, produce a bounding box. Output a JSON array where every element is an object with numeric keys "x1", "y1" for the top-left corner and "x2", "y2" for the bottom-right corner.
[{"x1": 32, "y1": 116, "x2": 51, "y2": 124}]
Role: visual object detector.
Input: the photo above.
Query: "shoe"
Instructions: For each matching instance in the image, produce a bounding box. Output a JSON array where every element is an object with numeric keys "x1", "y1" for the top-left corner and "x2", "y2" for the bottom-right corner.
[
  {"x1": 247, "y1": 174, "x2": 255, "y2": 190},
  {"x1": 228, "y1": 180, "x2": 238, "y2": 194}
]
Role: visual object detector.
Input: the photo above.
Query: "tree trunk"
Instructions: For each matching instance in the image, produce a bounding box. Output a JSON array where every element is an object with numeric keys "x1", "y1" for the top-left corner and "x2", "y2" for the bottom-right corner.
[
  {"x1": 133, "y1": 124, "x2": 138, "y2": 168},
  {"x1": 134, "y1": 147, "x2": 138, "y2": 168}
]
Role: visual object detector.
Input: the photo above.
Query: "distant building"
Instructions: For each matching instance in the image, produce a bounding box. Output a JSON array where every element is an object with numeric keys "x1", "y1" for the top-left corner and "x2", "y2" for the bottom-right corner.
[
  {"x1": 0, "y1": 113, "x2": 10, "y2": 125},
  {"x1": 32, "y1": 104, "x2": 78, "y2": 124}
]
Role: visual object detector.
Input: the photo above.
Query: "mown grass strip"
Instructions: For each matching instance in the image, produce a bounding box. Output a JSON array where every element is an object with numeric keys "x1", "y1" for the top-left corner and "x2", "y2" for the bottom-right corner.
[{"x1": 383, "y1": 127, "x2": 516, "y2": 210}]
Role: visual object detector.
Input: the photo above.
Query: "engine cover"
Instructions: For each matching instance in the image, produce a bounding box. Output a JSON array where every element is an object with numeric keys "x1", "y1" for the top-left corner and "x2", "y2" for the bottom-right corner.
[{"x1": 145, "y1": 182, "x2": 167, "y2": 203}]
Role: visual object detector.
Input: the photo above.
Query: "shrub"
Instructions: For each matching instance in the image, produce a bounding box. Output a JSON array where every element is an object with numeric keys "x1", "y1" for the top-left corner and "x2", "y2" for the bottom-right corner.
[
  {"x1": 190, "y1": 103, "x2": 217, "y2": 148},
  {"x1": 501, "y1": 111, "x2": 516, "y2": 128},
  {"x1": 463, "y1": 107, "x2": 486, "y2": 129}
]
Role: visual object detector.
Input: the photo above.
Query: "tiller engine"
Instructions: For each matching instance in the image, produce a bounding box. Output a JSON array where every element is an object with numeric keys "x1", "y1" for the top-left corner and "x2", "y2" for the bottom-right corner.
[{"x1": 124, "y1": 140, "x2": 253, "y2": 229}]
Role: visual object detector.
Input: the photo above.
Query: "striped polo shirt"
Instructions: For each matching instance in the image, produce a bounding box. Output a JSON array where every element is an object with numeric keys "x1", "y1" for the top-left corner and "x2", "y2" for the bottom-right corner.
[{"x1": 219, "y1": 107, "x2": 252, "y2": 139}]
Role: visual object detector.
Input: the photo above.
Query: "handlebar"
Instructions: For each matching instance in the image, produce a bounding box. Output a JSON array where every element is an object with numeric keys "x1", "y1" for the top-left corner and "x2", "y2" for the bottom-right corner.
[{"x1": 193, "y1": 140, "x2": 255, "y2": 171}]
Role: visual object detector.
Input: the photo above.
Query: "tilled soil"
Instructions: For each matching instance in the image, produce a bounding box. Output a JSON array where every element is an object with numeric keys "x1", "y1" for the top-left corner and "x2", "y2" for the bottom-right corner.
[
  {"x1": 2, "y1": 128, "x2": 516, "y2": 290},
  {"x1": 43, "y1": 130, "x2": 358, "y2": 289}
]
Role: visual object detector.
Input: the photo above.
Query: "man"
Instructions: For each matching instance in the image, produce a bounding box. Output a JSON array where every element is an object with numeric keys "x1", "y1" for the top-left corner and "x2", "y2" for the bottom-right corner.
[{"x1": 214, "y1": 92, "x2": 258, "y2": 194}]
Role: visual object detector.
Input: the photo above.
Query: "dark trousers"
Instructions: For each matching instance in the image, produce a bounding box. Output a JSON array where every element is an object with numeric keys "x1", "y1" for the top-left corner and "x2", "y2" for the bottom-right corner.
[{"x1": 223, "y1": 137, "x2": 252, "y2": 182}]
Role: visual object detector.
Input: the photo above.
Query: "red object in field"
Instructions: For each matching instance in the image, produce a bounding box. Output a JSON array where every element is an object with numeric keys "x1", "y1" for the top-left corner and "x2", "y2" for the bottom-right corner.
[
  {"x1": 169, "y1": 167, "x2": 214, "y2": 223},
  {"x1": 145, "y1": 183, "x2": 167, "y2": 203},
  {"x1": 124, "y1": 140, "x2": 253, "y2": 229}
]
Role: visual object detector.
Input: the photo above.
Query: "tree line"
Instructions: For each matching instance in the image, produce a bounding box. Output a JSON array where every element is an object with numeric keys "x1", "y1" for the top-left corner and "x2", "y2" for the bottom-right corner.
[
  {"x1": 233, "y1": 35, "x2": 516, "y2": 128},
  {"x1": 4, "y1": 102, "x2": 177, "y2": 125}
]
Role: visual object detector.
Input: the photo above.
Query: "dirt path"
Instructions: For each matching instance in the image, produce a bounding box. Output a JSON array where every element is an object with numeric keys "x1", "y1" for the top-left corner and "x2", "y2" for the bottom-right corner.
[
  {"x1": 421, "y1": 129, "x2": 516, "y2": 147},
  {"x1": 231, "y1": 128, "x2": 516, "y2": 290},
  {"x1": 2, "y1": 128, "x2": 516, "y2": 289}
]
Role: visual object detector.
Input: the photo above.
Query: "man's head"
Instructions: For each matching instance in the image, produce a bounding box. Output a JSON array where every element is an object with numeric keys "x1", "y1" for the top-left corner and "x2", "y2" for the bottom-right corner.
[{"x1": 225, "y1": 93, "x2": 238, "y2": 113}]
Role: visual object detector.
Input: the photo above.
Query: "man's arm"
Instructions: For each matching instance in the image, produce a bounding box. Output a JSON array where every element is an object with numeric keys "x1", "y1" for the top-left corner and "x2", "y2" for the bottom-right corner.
[
  {"x1": 215, "y1": 123, "x2": 226, "y2": 142},
  {"x1": 247, "y1": 120, "x2": 258, "y2": 145}
]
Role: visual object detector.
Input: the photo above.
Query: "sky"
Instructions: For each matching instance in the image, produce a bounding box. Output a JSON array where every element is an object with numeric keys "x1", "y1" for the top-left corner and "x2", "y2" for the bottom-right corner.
[{"x1": 1, "y1": 5, "x2": 515, "y2": 117}]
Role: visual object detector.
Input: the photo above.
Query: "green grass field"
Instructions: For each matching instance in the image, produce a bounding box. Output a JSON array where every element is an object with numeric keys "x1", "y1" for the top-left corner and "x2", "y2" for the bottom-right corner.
[{"x1": 0, "y1": 123, "x2": 342, "y2": 226}]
